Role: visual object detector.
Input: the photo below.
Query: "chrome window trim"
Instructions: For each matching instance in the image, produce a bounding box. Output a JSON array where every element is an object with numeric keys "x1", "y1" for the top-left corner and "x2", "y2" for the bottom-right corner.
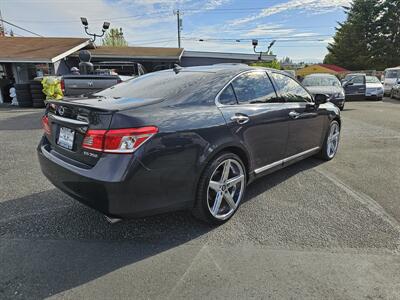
[
  {"x1": 254, "y1": 147, "x2": 320, "y2": 174},
  {"x1": 49, "y1": 114, "x2": 89, "y2": 126},
  {"x1": 215, "y1": 69, "x2": 274, "y2": 107},
  {"x1": 270, "y1": 71, "x2": 314, "y2": 104}
]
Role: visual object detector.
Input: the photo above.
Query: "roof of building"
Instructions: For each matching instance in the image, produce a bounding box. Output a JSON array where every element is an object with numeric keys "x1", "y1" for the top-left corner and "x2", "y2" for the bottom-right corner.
[
  {"x1": 88, "y1": 46, "x2": 184, "y2": 61},
  {"x1": 0, "y1": 37, "x2": 91, "y2": 63},
  {"x1": 318, "y1": 64, "x2": 348, "y2": 73}
]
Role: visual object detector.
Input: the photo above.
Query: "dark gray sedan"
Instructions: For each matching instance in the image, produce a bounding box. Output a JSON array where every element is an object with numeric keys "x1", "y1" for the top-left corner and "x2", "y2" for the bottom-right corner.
[
  {"x1": 302, "y1": 73, "x2": 345, "y2": 110},
  {"x1": 38, "y1": 64, "x2": 341, "y2": 225}
]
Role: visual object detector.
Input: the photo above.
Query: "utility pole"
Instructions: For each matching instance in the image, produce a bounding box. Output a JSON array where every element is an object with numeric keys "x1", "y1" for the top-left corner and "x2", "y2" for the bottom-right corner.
[
  {"x1": 173, "y1": 9, "x2": 182, "y2": 48},
  {"x1": 0, "y1": 9, "x2": 5, "y2": 36}
]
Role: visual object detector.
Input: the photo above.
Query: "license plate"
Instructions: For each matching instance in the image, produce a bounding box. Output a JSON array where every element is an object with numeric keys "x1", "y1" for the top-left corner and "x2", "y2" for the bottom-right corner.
[{"x1": 57, "y1": 127, "x2": 75, "y2": 150}]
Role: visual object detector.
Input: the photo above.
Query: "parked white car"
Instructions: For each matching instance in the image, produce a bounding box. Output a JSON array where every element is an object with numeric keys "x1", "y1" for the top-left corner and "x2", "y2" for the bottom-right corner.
[
  {"x1": 365, "y1": 76, "x2": 384, "y2": 100},
  {"x1": 382, "y1": 67, "x2": 400, "y2": 96}
]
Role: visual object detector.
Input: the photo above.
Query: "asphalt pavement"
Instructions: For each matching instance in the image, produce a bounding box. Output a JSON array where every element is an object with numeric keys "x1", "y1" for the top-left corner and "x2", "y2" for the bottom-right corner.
[{"x1": 1, "y1": 99, "x2": 400, "y2": 299}]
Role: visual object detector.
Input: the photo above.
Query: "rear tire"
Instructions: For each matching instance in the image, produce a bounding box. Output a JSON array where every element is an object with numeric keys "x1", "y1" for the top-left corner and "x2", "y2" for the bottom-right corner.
[
  {"x1": 192, "y1": 152, "x2": 246, "y2": 225},
  {"x1": 318, "y1": 120, "x2": 340, "y2": 161}
]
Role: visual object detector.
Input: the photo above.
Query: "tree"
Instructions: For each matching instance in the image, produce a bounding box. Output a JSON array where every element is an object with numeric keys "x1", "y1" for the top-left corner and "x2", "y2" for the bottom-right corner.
[
  {"x1": 374, "y1": 0, "x2": 400, "y2": 69},
  {"x1": 324, "y1": 0, "x2": 379, "y2": 70},
  {"x1": 250, "y1": 60, "x2": 281, "y2": 70},
  {"x1": 325, "y1": 0, "x2": 400, "y2": 70},
  {"x1": 280, "y1": 56, "x2": 293, "y2": 65},
  {"x1": 102, "y1": 28, "x2": 128, "y2": 47}
]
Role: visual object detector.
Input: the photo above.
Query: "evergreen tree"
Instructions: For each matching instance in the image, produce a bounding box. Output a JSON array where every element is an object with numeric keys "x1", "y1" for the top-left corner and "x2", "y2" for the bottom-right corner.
[
  {"x1": 102, "y1": 28, "x2": 128, "y2": 47},
  {"x1": 375, "y1": 0, "x2": 400, "y2": 69},
  {"x1": 324, "y1": 0, "x2": 380, "y2": 70}
]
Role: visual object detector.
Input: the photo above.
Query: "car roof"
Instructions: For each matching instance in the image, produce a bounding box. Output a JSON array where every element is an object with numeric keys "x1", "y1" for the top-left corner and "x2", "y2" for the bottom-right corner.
[
  {"x1": 304, "y1": 73, "x2": 337, "y2": 77},
  {"x1": 175, "y1": 63, "x2": 287, "y2": 76}
]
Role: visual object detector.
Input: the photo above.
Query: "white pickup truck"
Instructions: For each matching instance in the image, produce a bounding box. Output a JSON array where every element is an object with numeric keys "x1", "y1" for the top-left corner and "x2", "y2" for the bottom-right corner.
[
  {"x1": 62, "y1": 63, "x2": 145, "y2": 97},
  {"x1": 61, "y1": 74, "x2": 127, "y2": 97}
]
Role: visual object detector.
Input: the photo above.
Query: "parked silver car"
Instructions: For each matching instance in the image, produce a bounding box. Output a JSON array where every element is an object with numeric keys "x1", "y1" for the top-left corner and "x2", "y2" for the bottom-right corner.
[
  {"x1": 390, "y1": 79, "x2": 400, "y2": 99},
  {"x1": 365, "y1": 76, "x2": 384, "y2": 100}
]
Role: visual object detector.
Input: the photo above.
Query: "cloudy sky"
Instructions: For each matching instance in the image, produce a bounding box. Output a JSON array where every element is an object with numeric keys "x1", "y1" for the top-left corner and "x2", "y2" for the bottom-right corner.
[{"x1": 1, "y1": 0, "x2": 350, "y2": 62}]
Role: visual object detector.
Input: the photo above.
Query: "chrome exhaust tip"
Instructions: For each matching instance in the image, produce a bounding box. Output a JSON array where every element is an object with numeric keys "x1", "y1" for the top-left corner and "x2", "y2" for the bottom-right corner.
[{"x1": 105, "y1": 215, "x2": 122, "y2": 224}]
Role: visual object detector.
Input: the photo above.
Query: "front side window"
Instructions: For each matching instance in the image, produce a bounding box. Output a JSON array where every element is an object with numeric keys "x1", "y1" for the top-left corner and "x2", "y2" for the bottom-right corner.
[
  {"x1": 349, "y1": 75, "x2": 365, "y2": 84},
  {"x1": 271, "y1": 73, "x2": 312, "y2": 103},
  {"x1": 231, "y1": 72, "x2": 278, "y2": 104}
]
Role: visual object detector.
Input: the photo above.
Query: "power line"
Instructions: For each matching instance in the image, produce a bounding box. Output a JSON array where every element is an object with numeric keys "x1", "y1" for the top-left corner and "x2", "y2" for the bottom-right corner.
[
  {"x1": 182, "y1": 37, "x2": 330, "y2": 42},
  {"x1": 9, "y1": 11, "x2": 171, "y2": 24},
  {"x1": 0, "y1": 18, "x2": 43, "y2": 36}
]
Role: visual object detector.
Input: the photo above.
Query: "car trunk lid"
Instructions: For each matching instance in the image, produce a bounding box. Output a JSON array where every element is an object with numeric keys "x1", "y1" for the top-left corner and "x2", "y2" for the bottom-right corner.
[{"x1": 45, "y1": 96, "x2": 163, "y2": 167}]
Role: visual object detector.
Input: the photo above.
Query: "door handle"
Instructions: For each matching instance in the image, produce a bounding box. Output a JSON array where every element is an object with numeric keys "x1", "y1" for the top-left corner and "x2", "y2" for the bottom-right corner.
[
  {"x1": 231, "y1": 114, "x2": 250, "y2": 124},
  {"x1": 289, "y1": 111, "x2": 300, "y2": 119}
]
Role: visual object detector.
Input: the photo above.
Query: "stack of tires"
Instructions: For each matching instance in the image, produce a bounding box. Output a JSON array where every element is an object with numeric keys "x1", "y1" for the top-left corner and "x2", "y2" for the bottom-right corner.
[
  {"x1": 15, "y1": 84, "x2": 32, "y2": 107},
  {"x1": 30, "y1": 80, "x2": 46, "y2": 108}
]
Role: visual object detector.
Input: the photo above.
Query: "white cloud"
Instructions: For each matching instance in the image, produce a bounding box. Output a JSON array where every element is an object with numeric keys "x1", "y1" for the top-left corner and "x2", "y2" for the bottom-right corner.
[
  {"x1": 242, "y1": 24, "x2": 295, "y2": 37},
  {"x1": 231, "y1": 0, "x2": 350, "y2": 25}
]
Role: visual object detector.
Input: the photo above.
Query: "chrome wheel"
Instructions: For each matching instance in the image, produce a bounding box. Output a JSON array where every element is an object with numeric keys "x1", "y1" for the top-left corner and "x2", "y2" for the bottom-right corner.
[
  {"x1": 326, "y1": 123, "x2": 340, "y2": 158},
  {"x1": 207, "y1": 158, "x2": 245, "y2": 220}
]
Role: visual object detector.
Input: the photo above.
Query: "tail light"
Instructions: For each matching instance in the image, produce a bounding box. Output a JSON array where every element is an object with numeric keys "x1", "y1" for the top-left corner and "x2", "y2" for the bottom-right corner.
[
  {"x1": 60, "y1": 79, "x2": 65, "y2": 93},
  {"x1": 82, "y1": 126, "x2": 158, "y2": 154},
  {"x1": 41, "y1": 115, "x2": 51, "y2": 135}
]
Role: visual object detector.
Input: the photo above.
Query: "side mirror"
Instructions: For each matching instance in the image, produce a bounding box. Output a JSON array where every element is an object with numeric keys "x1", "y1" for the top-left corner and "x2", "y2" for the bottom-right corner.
[
  {"x1": 345, "y1": 82, "x2": 353, "y2": 87},
  {"x1": 314, "y1": 94, "x2": 328, "y2": 105}
]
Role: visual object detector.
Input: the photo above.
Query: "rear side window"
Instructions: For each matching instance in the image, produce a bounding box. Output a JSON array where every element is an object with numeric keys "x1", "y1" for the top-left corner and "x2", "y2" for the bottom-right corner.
[
  {"x1": 219, "y1": 84, "x2": 237, "y2": 105},
  {"x1": 231, "y1": 72, "x2": 278, "y2": 104},
  {"x1": 271, "y1": 73, "x2": 312, "y2": 103}
]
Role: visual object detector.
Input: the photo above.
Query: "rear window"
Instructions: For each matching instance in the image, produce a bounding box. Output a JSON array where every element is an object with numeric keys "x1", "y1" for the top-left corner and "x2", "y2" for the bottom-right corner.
[
  {"x1": 94, "y1": 70, "x2": 219, "y2": 100},
  {"x1": 302, "y1": 76, "x2": 341, "y2": 87}
]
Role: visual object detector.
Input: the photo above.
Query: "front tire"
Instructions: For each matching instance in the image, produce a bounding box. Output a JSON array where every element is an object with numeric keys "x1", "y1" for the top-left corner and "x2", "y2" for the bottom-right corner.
[
  {"x1": 318, "y1": 121, "x2": 340, "y2": 161},
  {"x1": 192, "y1": 153, "x2": 246, "y2": 225}
]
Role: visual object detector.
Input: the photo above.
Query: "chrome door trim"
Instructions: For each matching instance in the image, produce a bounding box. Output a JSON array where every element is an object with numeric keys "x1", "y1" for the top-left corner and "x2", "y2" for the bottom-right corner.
[
  {"x1": 49, "y1": 114, "x2": 89, "y2": 126},
  {"x1": 254, "y1": 146, "x2": 320, "y2": 174},
  {"x1": 214, "y1": 69, "x2": 269, "y2": 107}
]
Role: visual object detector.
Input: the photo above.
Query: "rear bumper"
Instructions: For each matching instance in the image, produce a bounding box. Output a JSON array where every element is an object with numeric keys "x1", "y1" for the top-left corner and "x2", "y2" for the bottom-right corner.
[{"x1": 37, "y1": 137, "x2": 191, "y2": 218}]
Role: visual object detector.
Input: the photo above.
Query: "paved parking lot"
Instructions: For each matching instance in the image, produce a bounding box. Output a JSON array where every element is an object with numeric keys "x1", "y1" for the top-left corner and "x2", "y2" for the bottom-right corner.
[{"x1": 1, "y1": 99, "x2": 400, "y2": 299}]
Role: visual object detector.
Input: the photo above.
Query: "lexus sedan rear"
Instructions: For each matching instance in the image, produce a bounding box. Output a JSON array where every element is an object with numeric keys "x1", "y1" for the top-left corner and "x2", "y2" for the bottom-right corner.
[{"x1": 38, "y1": 64, "x2": 341, "y2": 224}]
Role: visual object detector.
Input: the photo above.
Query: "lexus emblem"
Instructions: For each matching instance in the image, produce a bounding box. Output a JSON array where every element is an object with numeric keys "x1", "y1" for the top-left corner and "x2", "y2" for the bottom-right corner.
[
  {"x1": 57, "y1": 106, "x2": 65, "y2": 116},
  {"x1": 88, "y1": 81, "x2": 93, "y2": 87}
]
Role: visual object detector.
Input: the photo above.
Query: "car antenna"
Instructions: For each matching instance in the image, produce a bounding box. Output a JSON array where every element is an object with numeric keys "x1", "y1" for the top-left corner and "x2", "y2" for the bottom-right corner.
[{"x1": 173, "y1": 64, "x2": 182, "y2": 74}]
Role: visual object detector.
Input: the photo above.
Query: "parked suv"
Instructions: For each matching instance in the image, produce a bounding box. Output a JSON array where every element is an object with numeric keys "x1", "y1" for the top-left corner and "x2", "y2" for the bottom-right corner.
[{"x1": 383, "y1": 67, "x2": 400, "y2": 96}]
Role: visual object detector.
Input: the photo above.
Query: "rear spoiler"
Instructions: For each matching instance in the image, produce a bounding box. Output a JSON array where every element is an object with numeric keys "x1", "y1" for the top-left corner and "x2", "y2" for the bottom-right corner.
[{"x1": 46, "y1": 97, "x2": 164, "y2": 112}]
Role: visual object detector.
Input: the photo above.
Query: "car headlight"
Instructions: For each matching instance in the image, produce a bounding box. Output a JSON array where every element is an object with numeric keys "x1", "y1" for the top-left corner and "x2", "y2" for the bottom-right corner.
[{"x1": 333, "y1": 92, "x2": 344, "y2": 98}]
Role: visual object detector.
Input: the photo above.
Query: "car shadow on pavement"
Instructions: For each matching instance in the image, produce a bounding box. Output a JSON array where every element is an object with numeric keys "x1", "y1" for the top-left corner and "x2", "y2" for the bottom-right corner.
[
  {"x1": 244, "y1": 157, "x2": 324, "y2": 203},
  {"x1": 0, "y1": 111, "x2": 44, "y2": 130},
  {"x1": 0, "y1": 157, "x2": 325, "y2": 299},
  {"x1": 0, "y1": 188, "x2": 213, "y2": 299}
]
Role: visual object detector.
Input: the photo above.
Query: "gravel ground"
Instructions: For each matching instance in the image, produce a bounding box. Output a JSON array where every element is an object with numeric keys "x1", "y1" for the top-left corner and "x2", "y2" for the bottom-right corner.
[{"x1": 1, "y1": 99, "x2": 400, "y2": 299}]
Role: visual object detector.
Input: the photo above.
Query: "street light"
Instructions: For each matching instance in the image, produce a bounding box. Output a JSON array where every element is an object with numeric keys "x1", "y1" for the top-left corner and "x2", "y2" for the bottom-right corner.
[
  {"x1": 267, "y1": 40, "x2": 276, "y2": 54},
  {"x1": 80, "y1": 17, "x2": 110, "y2": 42},
  {"x1": 253, "y1": 39, "x2": 276, "y2": 60}
]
